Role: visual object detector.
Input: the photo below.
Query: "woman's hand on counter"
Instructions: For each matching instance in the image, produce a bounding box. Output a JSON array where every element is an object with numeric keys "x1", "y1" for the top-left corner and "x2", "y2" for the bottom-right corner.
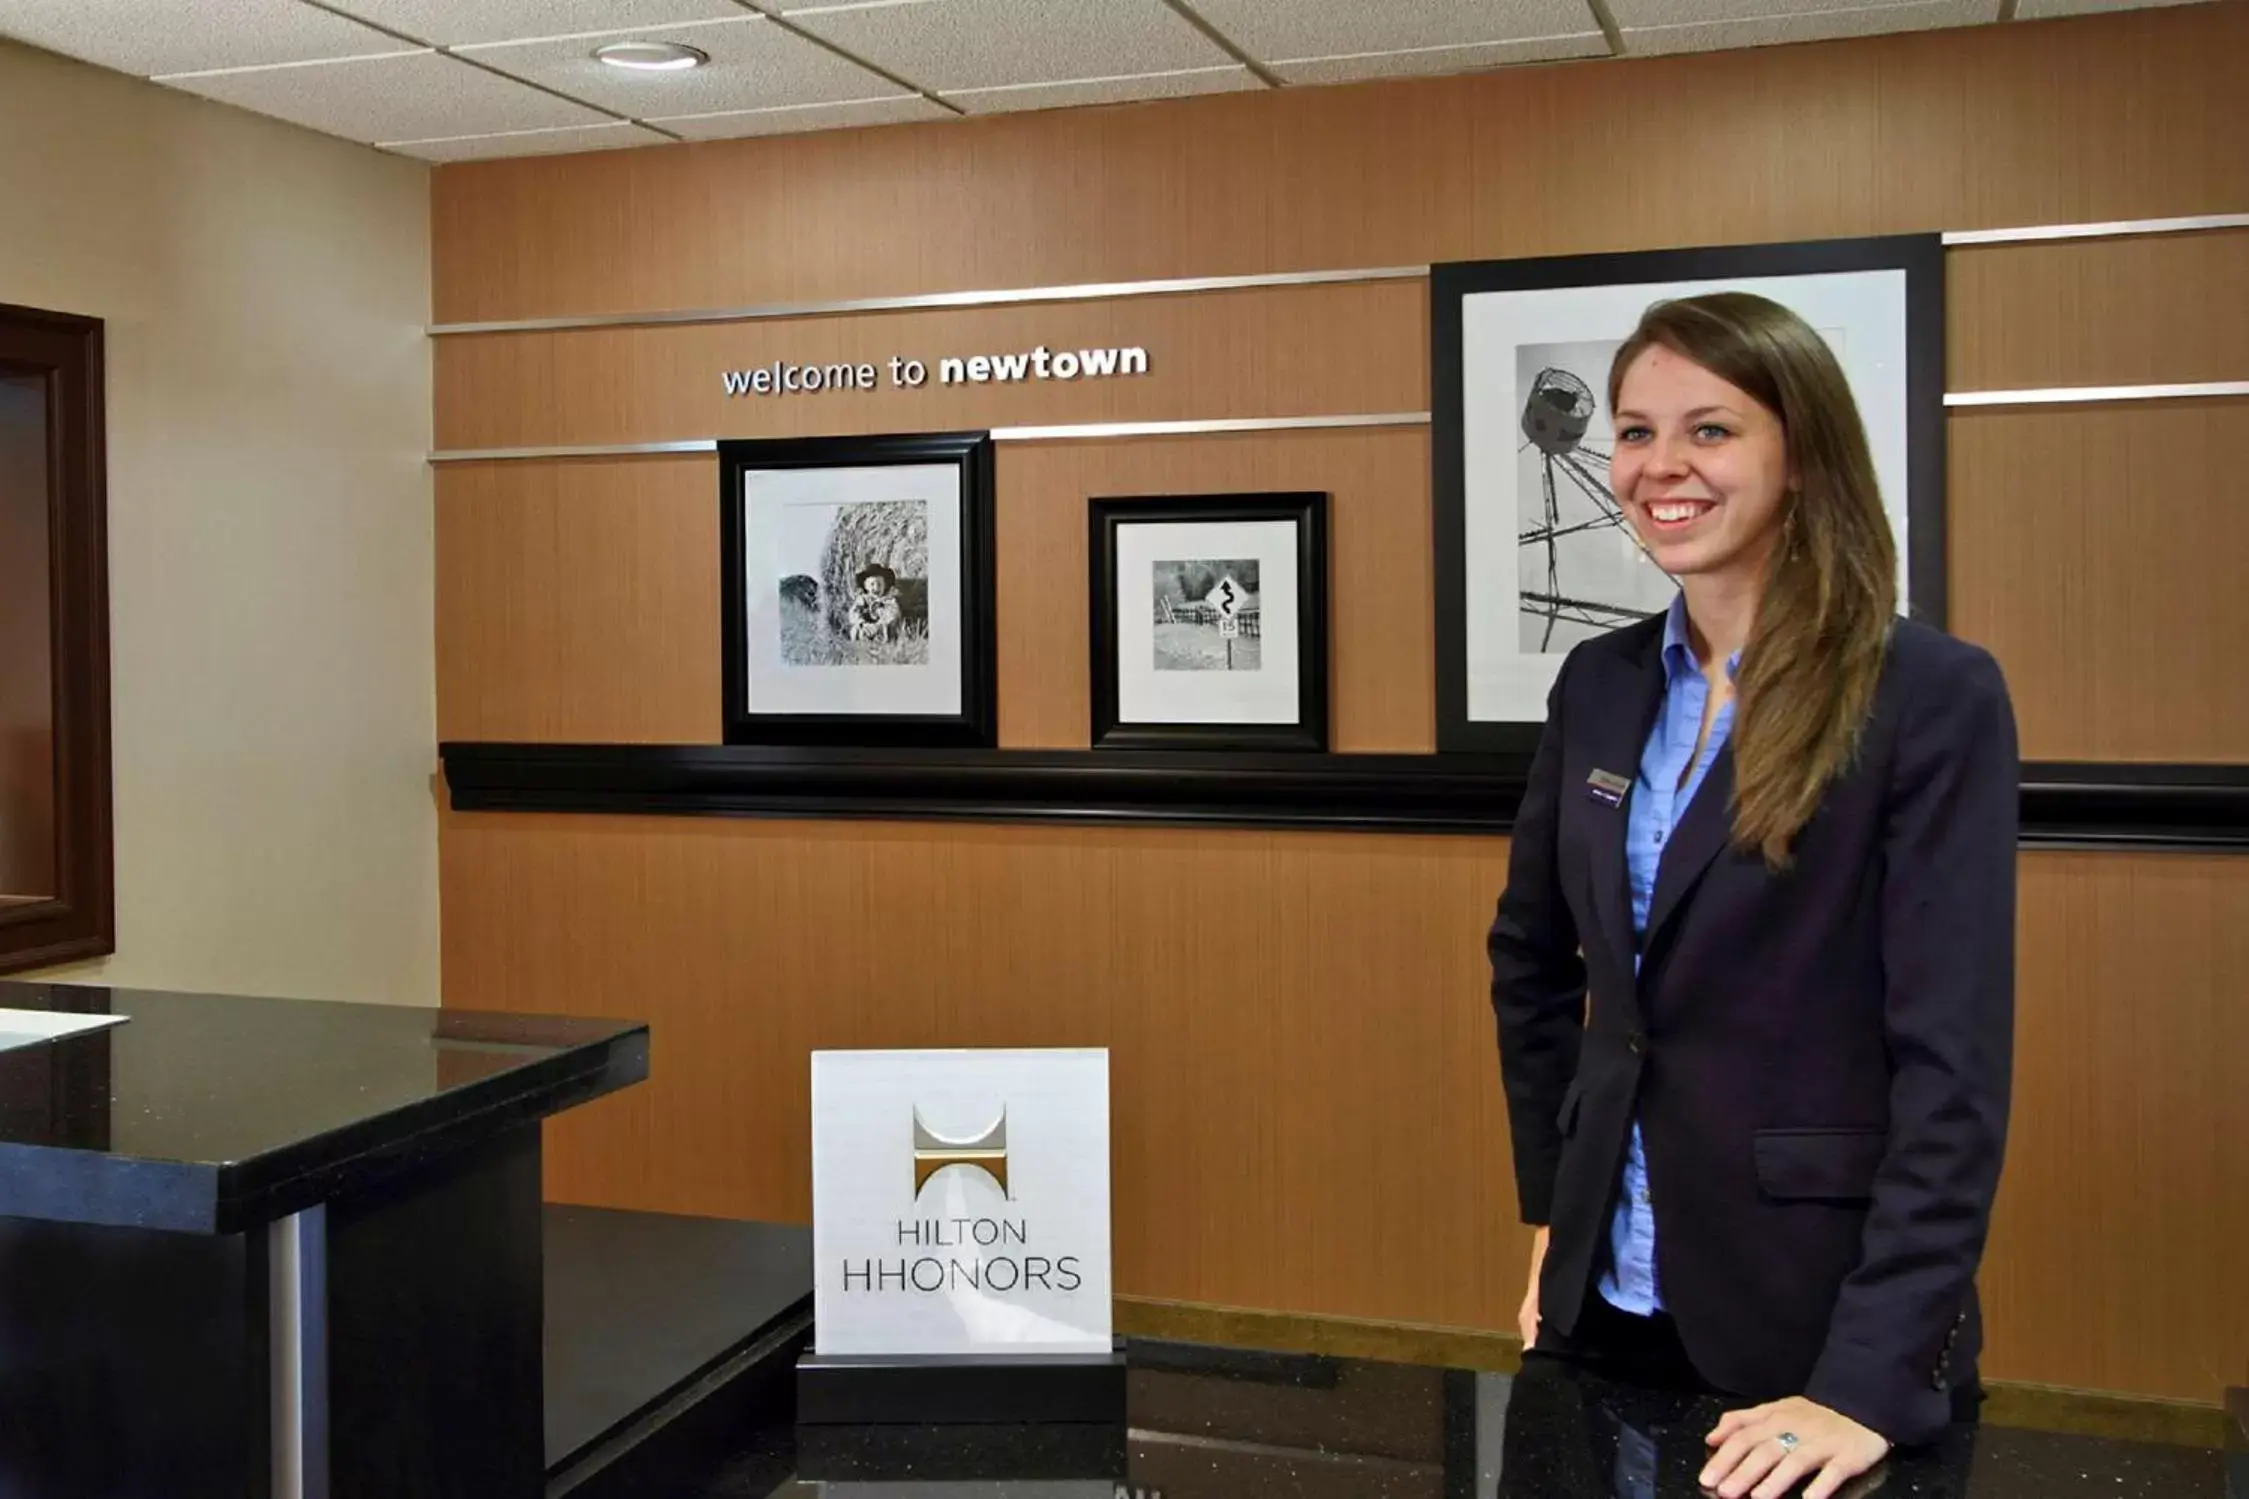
[{"x1": 1700, "y1": 1394, "x2": 1890, "y2": 1499}]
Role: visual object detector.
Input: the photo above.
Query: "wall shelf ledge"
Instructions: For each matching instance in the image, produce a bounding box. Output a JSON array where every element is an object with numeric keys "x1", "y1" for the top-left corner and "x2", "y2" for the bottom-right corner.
[{"x1": 438, "y1": 744, "x2": 2249, "y2": 851}]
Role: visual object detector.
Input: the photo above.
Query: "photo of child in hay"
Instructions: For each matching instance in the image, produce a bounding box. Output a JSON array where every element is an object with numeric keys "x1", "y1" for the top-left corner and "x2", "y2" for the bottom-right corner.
[
  {"x1": 775, "y1": 498, "x2": 931, "y2": 667},
  {"x1": 1151, "y1": 557, "x2": 1261, "y2": 672}
]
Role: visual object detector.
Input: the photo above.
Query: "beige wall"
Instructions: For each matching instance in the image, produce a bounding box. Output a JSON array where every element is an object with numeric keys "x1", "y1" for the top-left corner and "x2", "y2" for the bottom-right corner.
[{"x1": 0, "y1": 40, "x2": 437, "y2": 1005}]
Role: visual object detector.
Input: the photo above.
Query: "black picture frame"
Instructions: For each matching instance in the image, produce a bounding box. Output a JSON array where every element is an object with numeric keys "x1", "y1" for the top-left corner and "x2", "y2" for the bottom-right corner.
[
  {"x1": 719, "y1": 431, "x2": 996, "y2": 748},
  {"x1": 1088, "y1": 492, "x2": 1329, "y2": 752},
  {"x1": 1431, "y1": 233, "x2": 1946, "y2": 755}
]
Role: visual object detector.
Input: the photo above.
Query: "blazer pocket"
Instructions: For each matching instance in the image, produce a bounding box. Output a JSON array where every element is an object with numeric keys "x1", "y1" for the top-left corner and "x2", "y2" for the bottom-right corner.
[
  {"x1": 1752, "y1": 1128, "x2": 1887, "y2": 1203},
  {"x1": 1556, "y1": 1078, "x2": 1585, "y2": 1138}
]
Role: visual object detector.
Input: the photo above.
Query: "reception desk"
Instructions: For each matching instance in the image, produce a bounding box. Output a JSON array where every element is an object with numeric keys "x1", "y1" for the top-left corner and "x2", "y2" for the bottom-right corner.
[
  {"x1": 664, "y1": 1338, "x2": 2229, "y2": 1497},
  {"x1": 0, "y1": 981, "x2": 646, "y2": 1499}
]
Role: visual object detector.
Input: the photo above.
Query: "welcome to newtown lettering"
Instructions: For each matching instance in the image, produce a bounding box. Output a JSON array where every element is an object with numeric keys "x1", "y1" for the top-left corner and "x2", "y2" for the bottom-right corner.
[{"x1": 721, "y1": 344, "x2": 1151, "y2": 397}]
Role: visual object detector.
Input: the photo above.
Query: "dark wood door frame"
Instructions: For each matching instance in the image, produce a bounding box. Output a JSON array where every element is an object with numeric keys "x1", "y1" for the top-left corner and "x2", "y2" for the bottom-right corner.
[{"x1": 0, "y1": 301, "x2": 112, "y2": 974}]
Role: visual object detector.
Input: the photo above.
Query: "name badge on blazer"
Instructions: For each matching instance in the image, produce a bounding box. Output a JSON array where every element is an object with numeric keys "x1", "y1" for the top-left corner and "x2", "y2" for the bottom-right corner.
[{"x1": 1585, "y1": 769, "x2": 1630, "y2": 808}]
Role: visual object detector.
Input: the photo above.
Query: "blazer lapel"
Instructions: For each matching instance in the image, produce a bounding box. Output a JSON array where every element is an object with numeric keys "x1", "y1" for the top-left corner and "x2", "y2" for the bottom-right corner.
[
  {"x1": 1581, "y1": 633, "x2": 1667, "y2": 983},
  {"x1": 1642, "y1": 739, "x2": 1736, "y2": 958}
]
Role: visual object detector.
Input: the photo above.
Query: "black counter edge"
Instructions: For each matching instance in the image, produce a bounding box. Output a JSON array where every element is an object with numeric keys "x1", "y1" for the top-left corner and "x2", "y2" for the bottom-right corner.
[
  {"x1": 210, "y1": 1028, "x2": 653, "y2": 1235},
  {"x1": 439, "y1": 744, "x2": 2249, "y2": 852},
  {"x1": 0, "y1": 1028, "x2": 651, "y2": 1237}
]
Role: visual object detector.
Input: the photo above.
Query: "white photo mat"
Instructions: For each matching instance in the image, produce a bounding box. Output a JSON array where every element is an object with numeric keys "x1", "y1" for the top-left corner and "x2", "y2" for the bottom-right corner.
[
  {"x1": 739, "y1": 462, "x2": 964, "y2": 718},
  {"x1": 1113, "y1": 518, "x2": 1302, "y2": 726},
  {"x1": 1459, "y1": 269, "x2": 1912, "y2": 725}
]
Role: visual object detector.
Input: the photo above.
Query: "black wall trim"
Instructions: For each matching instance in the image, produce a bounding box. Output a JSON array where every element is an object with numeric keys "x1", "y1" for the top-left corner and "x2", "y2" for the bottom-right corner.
[
  {"x1": 440, "y1": 744, "x2": 2249, "y2": 851},
  {"x1": 2015, "y1": 763, "x2": 2249, "y2": 851},
  {"x1": 442, "y1": 744, "x2": 1534, "y2": 835}
]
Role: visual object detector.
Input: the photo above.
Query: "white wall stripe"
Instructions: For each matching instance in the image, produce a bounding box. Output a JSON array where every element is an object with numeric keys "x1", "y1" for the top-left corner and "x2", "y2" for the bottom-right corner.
[{"x1": 427, "y1": 213, "x2": 2243, "y2": 337}]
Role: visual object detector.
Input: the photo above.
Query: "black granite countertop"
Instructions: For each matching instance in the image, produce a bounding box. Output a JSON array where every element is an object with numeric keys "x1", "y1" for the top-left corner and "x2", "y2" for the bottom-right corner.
[
  {"x1": 0, "y1": 981, "x2": 646, "y2": 1234},
  {"x1": 696, "y1": 1342, "x2": 2227, "y2": 1498}
]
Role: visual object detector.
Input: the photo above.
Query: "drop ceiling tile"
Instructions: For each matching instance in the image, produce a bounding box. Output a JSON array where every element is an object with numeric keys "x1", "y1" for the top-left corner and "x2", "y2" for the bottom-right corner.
[
  {"x1": 0, "y1": 0, "x2": 407, "y2": 77},
  {"x1": 1186, "y1": 0, "x2": 1598, "y2": 61},
  {"x1": 652, "y1": 94, "x2": 954, "y2": 138},
  {"x1": 947, "y1": 65, "x2": 1259, "y2": 115},
  {"x1": 164, "y1": 50, "x2": 608, "y2": 144},
  {"x1": 2016, "y1": 0, "x2": 2213, "y2": 15},
  {"x1": 383, "y1": 122, "x2": 675, "y2": 161},
  {"x1": 1607, "y1": 0, "x2": 1988, "y2": 23},
  {"x1": 462, "y1": 16, "x2": 894, "y2": 115},
  {"x1": 324, "y1": 0, "x2": 747, "y2": 47},
  {"x1": 1620, "y1": 0, "x2": 1997, "y2": 56},
  {"x1": 791, "y1": 0, "x2": 1231, "y2": 92},
  {"x1": 1274, "y1": 33, "x2": 1610, "y2": 84}
]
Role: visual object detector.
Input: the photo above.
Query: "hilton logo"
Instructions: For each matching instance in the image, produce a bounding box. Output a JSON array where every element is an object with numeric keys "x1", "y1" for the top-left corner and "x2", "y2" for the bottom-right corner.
[
  {"x1": 912, "y1": 1107, "x2": 1008, "y2": 1200},
  {"x1": 813, "y1": 1049, "x2": 1108, "y2": 1349}
]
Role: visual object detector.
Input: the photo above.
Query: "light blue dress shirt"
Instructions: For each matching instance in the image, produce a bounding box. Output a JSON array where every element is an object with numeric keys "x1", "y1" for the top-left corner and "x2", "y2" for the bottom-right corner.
[{"x1": 1596, "y1": 593, "x2": 1737, "y2": 1317}]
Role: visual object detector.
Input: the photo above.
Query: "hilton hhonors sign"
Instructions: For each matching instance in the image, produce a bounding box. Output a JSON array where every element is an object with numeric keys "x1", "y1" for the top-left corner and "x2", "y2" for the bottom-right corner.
[{"x1": 811, "y1": 1049, "x2": 1113, "y2": 1357}]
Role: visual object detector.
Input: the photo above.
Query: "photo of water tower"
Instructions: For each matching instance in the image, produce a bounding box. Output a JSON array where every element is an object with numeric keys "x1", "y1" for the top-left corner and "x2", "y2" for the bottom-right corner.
[{"x1": 1514, "y1": 339, "x2": 1678, "y2": 653}]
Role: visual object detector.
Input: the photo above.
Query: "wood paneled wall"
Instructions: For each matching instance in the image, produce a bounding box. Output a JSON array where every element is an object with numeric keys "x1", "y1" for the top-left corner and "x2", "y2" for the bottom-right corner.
[
  {"x1": 433, "y1": 3, "x2": 2249, "y2": 1405},
  {"x1": 436, "y1": 430, "x2": 1436, "y2": 752},
  {"x1": 439, "y1": 819, "x2": 2249, "y2": 1405},
  {"x1": 431, "y1": 9, "x2": 2247, "y2": 322},
  {"x1": 435, "y1": 400, "x2": 2249, "y2": 763},
  {"x1": 1951, "y1": 401, "x2": 2249, "y2": 762},
  {"x1": 433, "y1": 280, "x2": 1429, "y2": 451}
]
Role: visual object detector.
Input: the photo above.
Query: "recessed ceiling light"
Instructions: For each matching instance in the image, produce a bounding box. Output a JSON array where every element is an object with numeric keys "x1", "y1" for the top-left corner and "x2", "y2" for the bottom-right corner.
[{"x1": 593, "y1": 40, "x2": 709, "y2": 72}]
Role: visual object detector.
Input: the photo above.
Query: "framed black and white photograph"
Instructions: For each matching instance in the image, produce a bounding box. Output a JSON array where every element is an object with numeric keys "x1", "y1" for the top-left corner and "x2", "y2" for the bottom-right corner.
[
  {"x1": 1089, "y1": 493, "x2": 1329, "y2": 752},
  {"x1": 720, "y1": 431, "x2": 995, "y2": 746},
  {"x1": 1432, "y1": 234, "x2": 1945, "y2": 754}
]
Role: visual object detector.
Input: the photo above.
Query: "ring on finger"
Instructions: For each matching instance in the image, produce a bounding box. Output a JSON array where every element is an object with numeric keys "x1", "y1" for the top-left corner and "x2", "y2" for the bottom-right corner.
[{"x1": 1774, "y1": 1432, "x2": 1800, "y2": 1453}]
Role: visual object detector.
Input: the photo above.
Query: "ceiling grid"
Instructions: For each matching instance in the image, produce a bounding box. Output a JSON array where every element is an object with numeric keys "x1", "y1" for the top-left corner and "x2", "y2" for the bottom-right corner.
[{"x1": 0, "y1": 0, "x2": 2214, "y2": 160}]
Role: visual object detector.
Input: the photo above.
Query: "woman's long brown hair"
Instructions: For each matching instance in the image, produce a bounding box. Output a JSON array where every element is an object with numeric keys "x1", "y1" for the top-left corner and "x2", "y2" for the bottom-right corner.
[{"x1": 1607, "y1": 292, "x2": 1896, "y2": 868}]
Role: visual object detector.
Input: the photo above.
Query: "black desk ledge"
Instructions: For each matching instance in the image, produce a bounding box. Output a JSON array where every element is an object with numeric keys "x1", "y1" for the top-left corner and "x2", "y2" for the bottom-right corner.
[
  {"x1": 0, "y1": 985, "x2": 647, "y2": 1235},
  {"x1": 0, "y1": 1037, "x2": 646, "y2": 1235}
]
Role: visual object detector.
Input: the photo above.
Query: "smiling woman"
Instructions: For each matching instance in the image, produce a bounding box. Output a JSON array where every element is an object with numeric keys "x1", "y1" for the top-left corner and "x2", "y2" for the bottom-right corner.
[
  {"x1": 1612, "y1": 347, "x2": 1795, "y2": 559},
  {"x1": 1608, "y1": 295, "x2": 1900, "y2": 867},
  {"x1": 1492, "y1": 291, "x2": 2019, "y2": 1499}
]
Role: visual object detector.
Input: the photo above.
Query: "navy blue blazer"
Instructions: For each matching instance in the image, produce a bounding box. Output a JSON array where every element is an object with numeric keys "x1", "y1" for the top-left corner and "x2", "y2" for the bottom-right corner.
[{"x1": 1489, "y1": 615, "x2": 2018, "y2": 1447}]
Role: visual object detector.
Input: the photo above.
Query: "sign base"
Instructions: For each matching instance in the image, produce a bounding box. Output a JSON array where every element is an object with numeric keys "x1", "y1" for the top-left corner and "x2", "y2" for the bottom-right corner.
[
  {"x1": 795, "y1": 1420, "x2": 1126, "y2": 1483},
  {"x1": 796, "y1": 1340, "x2": 1127, "y2": 1425}
]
